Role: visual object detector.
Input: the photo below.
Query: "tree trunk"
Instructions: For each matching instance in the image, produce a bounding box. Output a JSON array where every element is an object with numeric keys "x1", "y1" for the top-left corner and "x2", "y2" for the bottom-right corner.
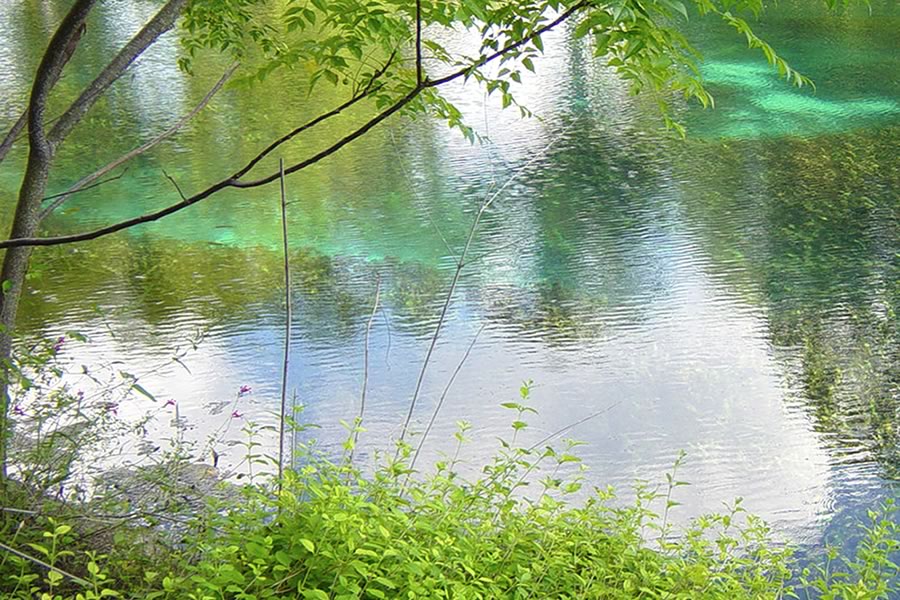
[
  {"x1": 0, "y1": 0, "x2": 97, "y2": 481},
  {"x1": 0, "y1": 0, "x2": 184, "y2": 481},
  {"x1": 0, "y1": 150, "x2": 52, "y2": 479}
]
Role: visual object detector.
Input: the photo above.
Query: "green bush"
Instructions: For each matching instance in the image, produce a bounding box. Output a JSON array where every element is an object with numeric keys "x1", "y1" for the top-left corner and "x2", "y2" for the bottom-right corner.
[{"x1": 2, "y1": 414, "x2": 896, "y2": 599}]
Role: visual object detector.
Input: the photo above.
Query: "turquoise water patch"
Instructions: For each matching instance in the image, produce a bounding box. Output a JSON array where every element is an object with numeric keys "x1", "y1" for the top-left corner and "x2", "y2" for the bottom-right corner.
[
  {"x1": 701, "y1": 61, "x2": 777, "y2": 90},
  {"x1": 695, "y1": 60, "x2": 900, "y2": 139},
  {"x1": 752, "y1": 92, "x2": 898, "y2": 116}
]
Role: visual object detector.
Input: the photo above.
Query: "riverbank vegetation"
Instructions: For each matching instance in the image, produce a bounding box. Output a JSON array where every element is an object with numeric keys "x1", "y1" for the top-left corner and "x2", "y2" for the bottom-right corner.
[{"x1": 1, "y1": 342, "x2": 898, "y2": 599}]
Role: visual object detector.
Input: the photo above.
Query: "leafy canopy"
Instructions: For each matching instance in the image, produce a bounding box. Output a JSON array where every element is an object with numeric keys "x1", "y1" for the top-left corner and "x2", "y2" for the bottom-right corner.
[{"x1": 179, "y1": 0, "x2": 814, "y2": 137}]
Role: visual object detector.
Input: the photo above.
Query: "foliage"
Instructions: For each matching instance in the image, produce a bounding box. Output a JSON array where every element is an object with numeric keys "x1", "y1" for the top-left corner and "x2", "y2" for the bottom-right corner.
[
  {"x1": 179, "y1": 0, "x2": 816, "y2": 137},
  {"x1": 0, "y1": 390, "x2": 897, "y2": 600}
]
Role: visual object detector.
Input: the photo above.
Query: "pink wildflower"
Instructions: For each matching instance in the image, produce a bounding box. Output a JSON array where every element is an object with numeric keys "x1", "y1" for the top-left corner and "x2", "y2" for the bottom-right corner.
[
  {"x1": 52, "y1": 336, "x2": 65, "y2": 353},
  {"x1": 238, "y1": 385, "x2": 252, "y2": 397},
  {"x1": 231, "y1": 410, "x2": 243, "y2": 419},
  {"x1": 12, "y1": 404, "x2": 24, "y2": 416},
  {"x1": 164, "y1": 399, "x2": 176, "y2": 408}
]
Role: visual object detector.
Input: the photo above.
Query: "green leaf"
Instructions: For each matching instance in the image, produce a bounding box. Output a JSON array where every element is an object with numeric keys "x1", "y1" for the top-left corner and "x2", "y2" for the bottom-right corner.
[{"x1": 131, "y1": 383, "x2": 157, "y2": 402}]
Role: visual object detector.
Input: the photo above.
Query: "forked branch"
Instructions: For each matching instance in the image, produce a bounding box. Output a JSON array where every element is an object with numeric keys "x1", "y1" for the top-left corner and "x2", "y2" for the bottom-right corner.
[{"x1": 0, "y1": 2, "x2": 588, "y2": 251}]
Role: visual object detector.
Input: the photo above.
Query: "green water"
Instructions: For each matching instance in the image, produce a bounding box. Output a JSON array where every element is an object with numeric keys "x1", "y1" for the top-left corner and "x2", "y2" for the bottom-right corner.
[{"x1": 0, "y1": 0, "x2": 897, "y2": 547}]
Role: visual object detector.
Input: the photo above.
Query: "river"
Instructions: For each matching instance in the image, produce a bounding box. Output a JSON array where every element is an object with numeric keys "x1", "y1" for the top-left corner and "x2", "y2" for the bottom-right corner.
[{"x1": 1, "y1": 0, "x2": 897, "y2": 551}]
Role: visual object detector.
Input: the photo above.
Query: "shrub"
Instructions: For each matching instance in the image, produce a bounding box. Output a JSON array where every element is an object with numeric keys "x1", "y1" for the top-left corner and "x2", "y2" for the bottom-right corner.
[{"x1": 1, "y1": 374, "x2": 897, "y2": 599}]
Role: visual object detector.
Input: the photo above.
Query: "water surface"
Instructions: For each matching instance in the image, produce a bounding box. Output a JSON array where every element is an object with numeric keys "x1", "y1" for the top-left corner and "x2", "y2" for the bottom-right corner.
[{"x1": 1, "y1": 0, "x2": 897, "y2": 550}]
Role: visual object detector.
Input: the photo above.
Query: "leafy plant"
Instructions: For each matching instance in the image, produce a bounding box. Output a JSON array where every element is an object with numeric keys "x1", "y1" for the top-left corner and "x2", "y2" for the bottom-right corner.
[{"x1": 5, "y1": 397, "x2": 896, "y2": 600}]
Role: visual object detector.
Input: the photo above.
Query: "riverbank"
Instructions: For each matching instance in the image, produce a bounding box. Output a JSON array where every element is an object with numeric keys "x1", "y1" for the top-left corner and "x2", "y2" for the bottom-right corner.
[{"x1": 2, "y1": 423, "x2": 898, "y2": 599}]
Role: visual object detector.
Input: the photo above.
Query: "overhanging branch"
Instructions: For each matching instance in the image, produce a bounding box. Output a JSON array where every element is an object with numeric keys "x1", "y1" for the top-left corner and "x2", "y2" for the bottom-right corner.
[{"x1": 0, "y1": 2, "x2": 588, "y2": 250}]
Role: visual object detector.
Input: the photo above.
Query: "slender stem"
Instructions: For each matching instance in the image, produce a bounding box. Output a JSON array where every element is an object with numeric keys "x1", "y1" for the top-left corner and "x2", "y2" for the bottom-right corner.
[
  {"x1": 408, "y1": 324, "x2": 485, "y2": 473},
  {"x1": 528, "y1": 400, "x2": 623, "y2": 452},
  {"x1": 415, "y1": 0, "x2": 424, "y2": 84},
  {"x1": 278, "y1": 159, "x2": 291, "y2": 485},
  {"x1": 388, "y1": 129, "x2": 457, "y2": 258},
  {"x1": 0, "y1": 540, "x2": 90, "y2": 587},
  {"x1": 397, "y1": 125, "x2": 571, "y2": 451},
  {"x1": 351, "y1": 274, "x2": 381, "y2": 462}
]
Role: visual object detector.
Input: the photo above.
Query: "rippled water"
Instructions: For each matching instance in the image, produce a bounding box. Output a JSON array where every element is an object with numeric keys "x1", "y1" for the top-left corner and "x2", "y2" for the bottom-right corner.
[{"x1": 1, "y1": 0, "x2": 897, "y2": 549}]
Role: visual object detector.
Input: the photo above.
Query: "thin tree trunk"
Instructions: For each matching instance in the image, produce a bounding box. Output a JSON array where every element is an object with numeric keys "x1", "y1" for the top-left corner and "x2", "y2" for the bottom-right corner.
[
  {"x1": 0, "y1": 0, "x2": 98, "y2": 481},
  {"x1": 0, "y1": 155, "x2": 52, "y2": 480},
  {"x1": 0, "y1": 0, "x2": 188, "y2": 481}
]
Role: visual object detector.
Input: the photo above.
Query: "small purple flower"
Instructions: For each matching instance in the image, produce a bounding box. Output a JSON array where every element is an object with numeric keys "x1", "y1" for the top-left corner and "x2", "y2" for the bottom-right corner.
[
  {"x1": 103, "y1": 402, "x2": 119, "y2": 416},
  {"x1": 52, "y1": 336, "x2": 65, "y2": 353},
  {"x1": 164, "y1": 399, "x2": 176, "y2": 408},
  {"x1": 231, "y1": 410, "x2": 243, "y2": 419},
  {"x1": 12, "y1": 404, "x2": 24, "y2": 416},
  {"x1": 238, "y1": 385, "x2": 252, "y2": 397}
]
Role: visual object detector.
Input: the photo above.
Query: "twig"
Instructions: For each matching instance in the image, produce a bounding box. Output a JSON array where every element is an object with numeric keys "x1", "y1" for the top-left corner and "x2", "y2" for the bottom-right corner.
[
  {"x1": 380, "y1": 306, "x2": 392, "y2": 367},
  {"x1": 162, "y1": 168, "x2": 187, "y2": 201},
  {"x1": 528, "y1": 400, "x2": 623, "y2": 452},
  {"x1": 466, "y1": 213, "x2": 584, "y2": 265},
  {"x1": 39, "y1": 64, "x2": 237, "y2": 220},
  {"x1": 397, "y1": 125, "x2": 572, "y2": 450},
  {"x1": 351, "y1": 274, "x2": 381, "y2": 462},
  {"x1": 41, "y1": 168, "x2": 130, "y2": 202},
  {"x1": 231, "y1": 52, "x2": 396, "y2": 181},
  {"x1": 0, "y1": 540, "x2": 91, "y2": 587},
  {"x1": 415, "y1": 0, "x2": 424, "y2": 84},
  {"x1": 408, "y1": 324, "x2": 485, "y2": 473},
  {"x1": 388, "y1": 129, "x2": 457, "y2": 258},
  {"x1": 289, "y1": 389, "x2": 298, "y2": 468},
  {"x1": 278, "y1": 159, "x2": 291, "y2": 486}
]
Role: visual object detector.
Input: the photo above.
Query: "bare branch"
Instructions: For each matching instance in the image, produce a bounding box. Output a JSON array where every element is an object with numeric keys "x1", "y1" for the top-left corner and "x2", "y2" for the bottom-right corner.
[
  {"x1": 40, "y1": 64, "x2": 238, "y2": 220},
  {"x1": 397, "y1": 125, "x2": 572, "y2": 450},
  {"x1": 41, "y1": 168, "x2": 130, "y2": 204},
  {"x1": 408, "y1": 323, "x2": 485, "y2": 472},
  {"x1": 162, "y1": 169, "x2": 187, "y2": 201},
  {"x1": 0, "y1": 540, "x2": 91, "y2": 587},
  {"x1": 0, "y1": 3, "x2": 588, "y2": 250},
  {"x1": 231, "y1": 52, "x2": 396, "y2": 181},
  {"x1": 278, "y1": 159, "x2": 291, "y2": 485},
  {"x1": 0, "y1": 111, "x2": 27, "y2": 165},
  {"x1": 351, "y1": 273, "x2": 382, "y2": 462},
  {"x1": 388, "y1": 129, "x2": 458, "y2": 258},
  {"x1": 415, "y1": 0, "x2": 424, "y2": 84},
  {"x1": 528, "y1": 400, "x2": 623, "y2": 452},
  {"x1": 426, "y1": 1, "x2": 587, "y2": 89},
  {"x1": 47, "y1": 0, "x2": 188, "y2": 148}
]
